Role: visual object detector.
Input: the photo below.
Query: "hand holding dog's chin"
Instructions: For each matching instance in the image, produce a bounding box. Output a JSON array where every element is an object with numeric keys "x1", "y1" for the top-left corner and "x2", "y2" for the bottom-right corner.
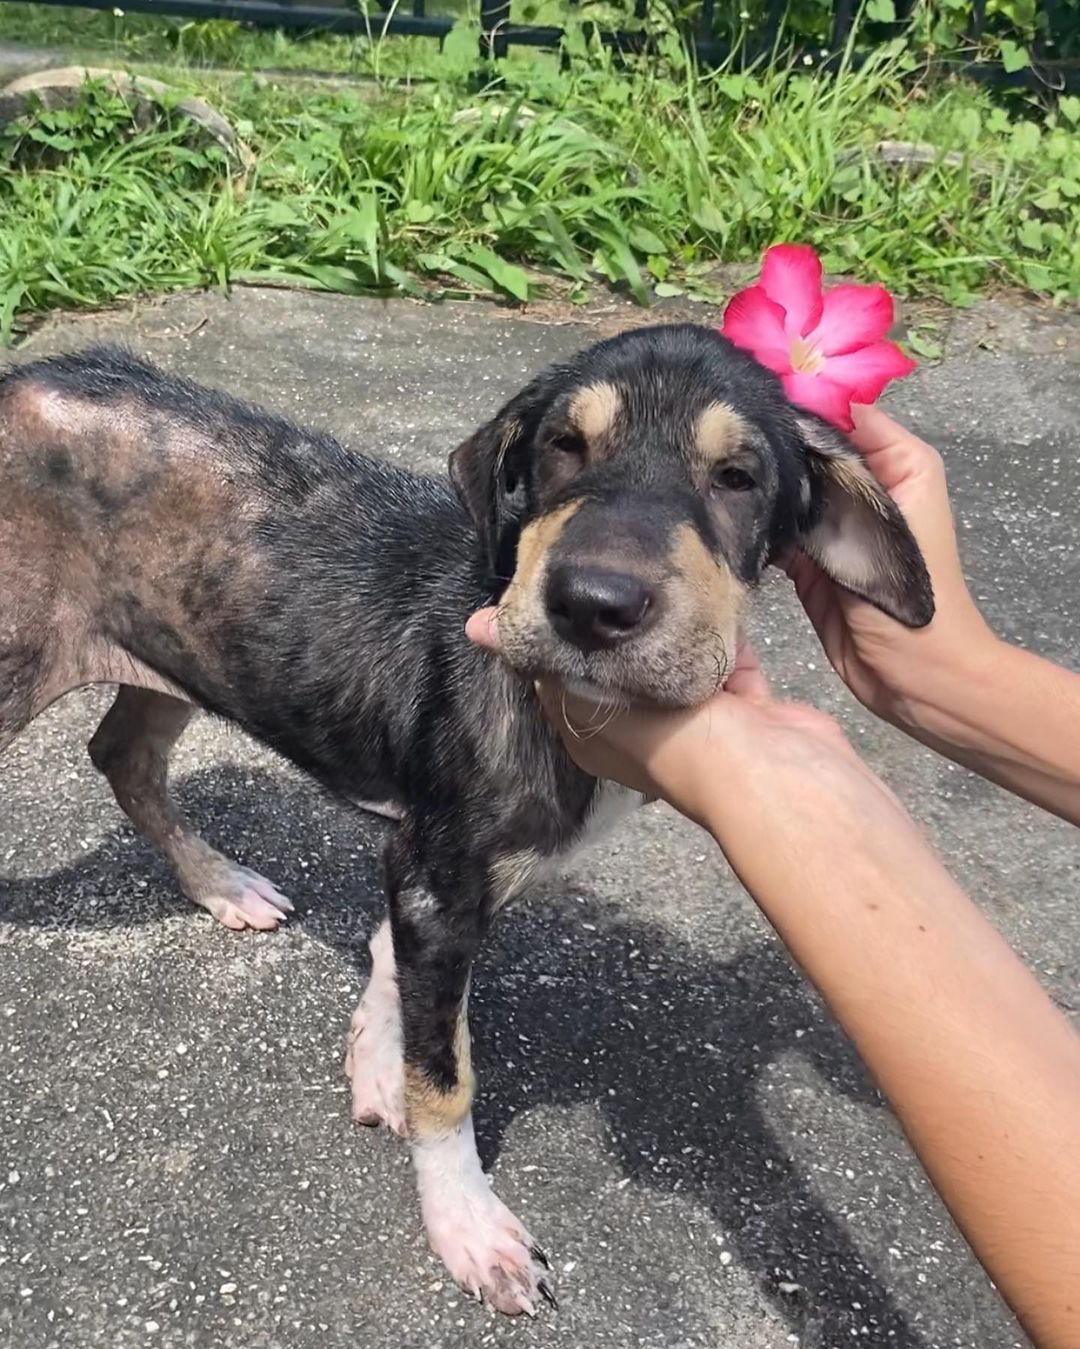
[{"x1": 465, "y1": 608, "x2": 916, "y2": 852}]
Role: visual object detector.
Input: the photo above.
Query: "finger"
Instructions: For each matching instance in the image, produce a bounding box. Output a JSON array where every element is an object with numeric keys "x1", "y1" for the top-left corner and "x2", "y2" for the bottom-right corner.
[
  {"x1": 781, "y1": 549, "x2": 831, "y2": 607},
  {"x1": 849, "y1": 404, "x2": 943, "y2": 499},
  {"x1": 464, "y1": 607, "x2": 501, "y2": 651},
  {"x1": 848, "y1": 401, "x2": 909, "y2": 455},
  {"x1": 725, "y1": 637, "x2": 770, "y2": 703}
]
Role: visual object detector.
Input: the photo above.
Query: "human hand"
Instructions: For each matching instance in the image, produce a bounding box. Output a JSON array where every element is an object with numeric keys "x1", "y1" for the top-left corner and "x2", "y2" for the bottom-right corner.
[
  {"x1": 465, "y1": 610, "x2": 908, "y2": 844},
  {"x1": 785, "y1": 404, "x2": 997, "y2": 731}
]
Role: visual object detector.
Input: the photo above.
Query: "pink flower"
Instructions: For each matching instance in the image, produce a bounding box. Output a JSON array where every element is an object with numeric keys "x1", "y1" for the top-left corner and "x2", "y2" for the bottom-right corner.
[{"x1": 720, "y1": 244, "x2": 916, "y2": 431}]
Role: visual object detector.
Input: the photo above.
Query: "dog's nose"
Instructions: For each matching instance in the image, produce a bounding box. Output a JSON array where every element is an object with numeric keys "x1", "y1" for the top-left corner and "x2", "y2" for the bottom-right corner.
[{"x1": 545, "y1": 565, "x2": 656, "y2": 649}]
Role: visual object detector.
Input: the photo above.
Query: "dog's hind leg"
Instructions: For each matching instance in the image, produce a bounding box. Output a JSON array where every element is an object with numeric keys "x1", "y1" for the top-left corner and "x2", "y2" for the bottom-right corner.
[
  {"x1": 376, "y1": 831, "x2": 554, "y2": 1316},
  {"x1": 88, "y1": 686, "x2": 294, "y2": 931}
]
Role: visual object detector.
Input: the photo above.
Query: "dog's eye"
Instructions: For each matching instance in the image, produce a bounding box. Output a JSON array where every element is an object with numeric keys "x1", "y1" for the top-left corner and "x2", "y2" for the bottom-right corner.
[
  {"x1": 711, "y1": 464, "x2": 757, "y2": 494},
  {"x1": 550, "y1": 431, "x2": 587, "y2": 458}
]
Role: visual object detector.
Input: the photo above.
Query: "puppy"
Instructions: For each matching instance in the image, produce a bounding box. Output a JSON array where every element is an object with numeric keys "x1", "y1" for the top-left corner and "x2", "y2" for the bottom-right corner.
[{"x1": 0, "y1": 326, "x2": 932, "y2": 1314}]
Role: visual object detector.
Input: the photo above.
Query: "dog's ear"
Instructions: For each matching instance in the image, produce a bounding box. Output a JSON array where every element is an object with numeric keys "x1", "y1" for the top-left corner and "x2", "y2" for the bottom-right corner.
[
  {"x1": 449, "y1": 400, "x2": 531, "y2": 577},
  {"x1": 795, "y1": 414, "x2": 935, "y2": 627}
]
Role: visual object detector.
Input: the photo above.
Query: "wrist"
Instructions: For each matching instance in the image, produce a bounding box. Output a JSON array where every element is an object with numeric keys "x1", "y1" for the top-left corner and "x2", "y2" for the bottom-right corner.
[
  {"x1": 701, "y1": 751, "x2": 920, "y2": 894},
  {"x1": 884, "y1": 622, "x2": 1007, "y2": 750}
]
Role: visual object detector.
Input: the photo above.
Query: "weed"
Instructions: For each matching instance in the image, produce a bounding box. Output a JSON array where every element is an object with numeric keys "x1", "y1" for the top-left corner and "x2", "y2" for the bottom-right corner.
[{"x1": 2, "y1": 31, "x2": 1079, "y2": 340}]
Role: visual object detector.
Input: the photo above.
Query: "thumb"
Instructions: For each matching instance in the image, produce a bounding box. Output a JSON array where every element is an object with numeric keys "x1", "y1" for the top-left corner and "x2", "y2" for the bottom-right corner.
[{"x1": 465, "y1": 607, "x2": 501, "y2": 651}]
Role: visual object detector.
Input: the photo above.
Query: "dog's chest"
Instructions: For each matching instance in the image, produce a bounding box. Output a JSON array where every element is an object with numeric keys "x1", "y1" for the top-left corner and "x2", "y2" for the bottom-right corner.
[
  {"x1": 490, "y1": 779, "x2": 645, "y2": 910},
  {"x1": 571, "y1": 778, "x2": 647, "y2": 860}
]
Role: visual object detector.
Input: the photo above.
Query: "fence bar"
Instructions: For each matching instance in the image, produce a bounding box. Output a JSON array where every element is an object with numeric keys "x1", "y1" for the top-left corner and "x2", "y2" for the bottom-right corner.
[
  {"x1": 479, "y1": 0, "x2": 511, "y2": 60},
  {"x1": 830, "y1": 0, "x2": 855, "y2": 49}
]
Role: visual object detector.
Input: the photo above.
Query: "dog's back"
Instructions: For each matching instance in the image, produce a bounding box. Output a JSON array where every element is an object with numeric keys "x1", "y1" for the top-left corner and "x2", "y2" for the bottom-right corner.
[{"x1": 0, "y1": 345, "x2": 477, "y2": 784}]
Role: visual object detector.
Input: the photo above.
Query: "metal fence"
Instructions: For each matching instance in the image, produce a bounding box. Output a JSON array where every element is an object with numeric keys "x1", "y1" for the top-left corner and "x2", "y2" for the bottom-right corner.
[{"x1": 3, "y1": 0, "x2": 1077, "y2": 88}]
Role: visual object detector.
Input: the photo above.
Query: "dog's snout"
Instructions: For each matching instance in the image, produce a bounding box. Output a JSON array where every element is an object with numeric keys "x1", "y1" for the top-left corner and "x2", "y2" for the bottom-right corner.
[{"x1": 545, "y1": 564, "x2": 656, "y2": 649}]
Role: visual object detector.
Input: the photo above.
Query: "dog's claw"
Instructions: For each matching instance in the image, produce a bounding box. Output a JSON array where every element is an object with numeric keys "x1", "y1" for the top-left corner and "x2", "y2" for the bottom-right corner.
[
  {"x1": 530, "y1": 1244, "x2": 551, "y2": 1271},
  {"x1": 539, "y1": 1279, "x2": 559, "y2": 1310}
]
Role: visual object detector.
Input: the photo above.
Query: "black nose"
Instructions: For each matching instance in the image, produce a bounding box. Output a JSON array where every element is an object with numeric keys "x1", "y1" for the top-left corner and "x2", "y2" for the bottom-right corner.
[{"x1": 545, "y1": 564, "x2": 656, "y2": 649}]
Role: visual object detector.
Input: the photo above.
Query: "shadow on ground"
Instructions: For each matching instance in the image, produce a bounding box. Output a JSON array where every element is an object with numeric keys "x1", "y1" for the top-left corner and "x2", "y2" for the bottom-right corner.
[{"x1": 2, "y1": 764, "x2": 949, "y2": 1349}]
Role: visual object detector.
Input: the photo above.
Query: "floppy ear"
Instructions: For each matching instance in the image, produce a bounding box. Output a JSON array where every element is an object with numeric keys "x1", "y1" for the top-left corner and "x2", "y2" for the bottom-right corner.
[
  {"x1": 796, "y1": 414, "x2": 935, "y2": 627},
  {"x1": 448, "y1": 400, "x2": 530, "y2": 579}
]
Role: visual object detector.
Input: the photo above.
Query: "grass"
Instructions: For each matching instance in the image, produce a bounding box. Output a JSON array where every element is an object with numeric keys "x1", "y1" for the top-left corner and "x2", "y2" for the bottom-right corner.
[{"x1": 3, "y1": 7, "x2": 1080, "y2": 343}]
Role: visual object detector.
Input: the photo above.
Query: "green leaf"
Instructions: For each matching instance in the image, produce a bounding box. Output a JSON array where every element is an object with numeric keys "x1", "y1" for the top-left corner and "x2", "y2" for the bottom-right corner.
[
  {"x1": 691, "y1": 201, "x2": 727, "y2": 234},
  {"x1": 439, "y1": 259, "x2": 496, "y2": 293},
  {"x1": 654, "y1": 282, "x2": 685, "y2": 298},
  {"x1": 439, "y1": 18, "x2": 480, "y2": 77},
  {"x1": 1011, "y1": 120, "x2": 1041, "y2": 157},
  {"x1": 463, "y1": 245, "x2": 530, "y2": 301},
  {"x1": 999, "y1": 40, "x2": 1030, "y2": 73},
  {"x1": 907, "y1": 330, "x2": 943, "y2": 360},
  {"x1": 1059, "y1": 96, "x2": 1080, "y2": 126},
  {"x1": 1018, "y1": 219, "x2": 1042, "y2": 249},
  {"x1": 629, "y1": 225, "x2": 667, "y2": 256},
  {"x1": 538, "y1": 207, "x2": 588, "y2": 280},
  {"x1": 403, "y1": 200, "x2": 436, "y2": 225},
  {"x1": 954, "y1": 107, "x2": 981, "y2": 146},
  {"x1": 595, "y1": 231, "x2": 649, "y2": 305},
  {"x1": 381, "y1": 262, "x2": 427, "y2": 298},
  {"x1": 866, "y1": 0, "x2": 896, "y2": 22},
  {"x1": 341, "y1": 194, "x2": 381, "y2": 281}
]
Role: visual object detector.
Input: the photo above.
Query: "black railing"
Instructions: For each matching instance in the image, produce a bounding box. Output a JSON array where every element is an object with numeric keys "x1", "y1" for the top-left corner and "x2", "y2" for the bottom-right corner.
[{"x1": 2, "y1": 0, "x2": 1078, "y2": 88}]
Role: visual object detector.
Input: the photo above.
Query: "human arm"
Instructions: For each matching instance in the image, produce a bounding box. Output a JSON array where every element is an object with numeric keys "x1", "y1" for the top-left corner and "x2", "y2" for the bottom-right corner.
[
  {"x1": 786, "y1": 405, "x2": 1080, "y2": 825},
  {"x1": 466, "y1": 614, "x2": 1080, "y2": 1347}
]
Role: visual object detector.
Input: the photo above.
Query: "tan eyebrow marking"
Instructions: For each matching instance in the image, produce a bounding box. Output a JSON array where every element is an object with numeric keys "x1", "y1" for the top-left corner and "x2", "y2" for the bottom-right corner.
[
  {"x1": 692, "y1": 402, "x2": 749, "y2": 476},
  {"x1": 568, "y1": 382, "x2": 621, "y2": 445}
]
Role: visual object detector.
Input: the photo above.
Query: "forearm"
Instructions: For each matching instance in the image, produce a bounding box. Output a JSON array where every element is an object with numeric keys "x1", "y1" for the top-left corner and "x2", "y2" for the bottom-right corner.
[
  {"x1": 897, "y1": 637, "x2": 1080, "y2": 826},
  {"x1": 707, "y1": 793, "x2": 1080, "y2": 1347}
]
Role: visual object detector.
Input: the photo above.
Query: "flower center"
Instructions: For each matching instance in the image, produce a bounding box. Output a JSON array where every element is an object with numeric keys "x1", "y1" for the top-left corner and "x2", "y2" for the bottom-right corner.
[{"x1": 789, "y1": 337, "x2": 825, "y2": 375}]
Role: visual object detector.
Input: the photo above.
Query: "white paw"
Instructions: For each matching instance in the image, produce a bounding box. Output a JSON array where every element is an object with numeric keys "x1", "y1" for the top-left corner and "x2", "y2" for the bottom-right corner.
[
  {"x1": 425, "y1": 1186, "x2": 554, "y2": 1315},
  {"x1": 345, "y1": 985, "x2": 405, "y2": 1137},
  {"x1": 415, "y1": 1119, "x2": 556, "y2": 1316},
  {"x1": 195, "y1": 863, "x2": 294, "y2": 931}
]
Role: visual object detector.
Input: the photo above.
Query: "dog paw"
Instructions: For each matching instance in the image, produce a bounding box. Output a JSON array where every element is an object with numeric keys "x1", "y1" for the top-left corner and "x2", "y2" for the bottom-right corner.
[
  {"x1": 345, "y1": 1000, "x2": 406, "y2": 1137},
  {"x1": 195, "y1": 863, "x2": 294, "y2": 931},
  {"x1": 424, "y1": 1191, "x2": 556, "y2": 1316}
]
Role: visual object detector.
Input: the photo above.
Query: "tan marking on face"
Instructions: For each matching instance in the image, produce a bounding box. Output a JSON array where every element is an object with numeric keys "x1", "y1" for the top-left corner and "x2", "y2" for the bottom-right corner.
[
  {"x1": 671, "y1": 522, "x2": 745, "y2": 636},
  {"x1": 502, "y1": 499, "x2": 582, "y2": 613},
  {"x1": 691, "y1": 403, "x2": 749, "y2": 478},
  {"x1": 404, "y1": 1011, "x2": 474, "y2": 1138},
  {"x1": 569, "y1": 382, "x2": 621, "y2": 448}
]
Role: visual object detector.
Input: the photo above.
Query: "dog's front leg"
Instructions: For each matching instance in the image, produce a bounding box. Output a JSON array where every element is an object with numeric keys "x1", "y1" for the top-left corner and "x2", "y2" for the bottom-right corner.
[{"x1": 384, "y1": 835, "x2": 555, "y2": 1316}]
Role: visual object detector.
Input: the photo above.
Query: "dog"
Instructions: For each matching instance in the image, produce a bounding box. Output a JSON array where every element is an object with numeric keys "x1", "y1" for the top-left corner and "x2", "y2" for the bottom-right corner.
[{"x1": 0, "y1": 326, "x2": 932, "y2": 1314}]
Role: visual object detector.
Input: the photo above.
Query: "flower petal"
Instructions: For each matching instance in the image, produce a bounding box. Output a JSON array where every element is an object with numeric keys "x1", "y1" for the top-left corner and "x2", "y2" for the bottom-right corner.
[
  {"x1": 781, "y1": 371, "x2": 855, "y2": 431},
  {"x1": 821, "y1": 340, "x2": 917, "y2": 403},
  {"x1": 760, "y1": 244, "x2": 824, "y2": 338},
  {"x1": 810, "y1": 284, "x2": 894, "y2": 356},
  {"x1": 720, "y1": 285, "x2": 792, "y2": 375}
]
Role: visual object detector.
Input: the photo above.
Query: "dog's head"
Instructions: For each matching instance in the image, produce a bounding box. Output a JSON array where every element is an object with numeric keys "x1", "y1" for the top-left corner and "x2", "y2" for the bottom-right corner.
[{"x1": 451, "y1": 324, "x2": 933, "y2": 708}]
